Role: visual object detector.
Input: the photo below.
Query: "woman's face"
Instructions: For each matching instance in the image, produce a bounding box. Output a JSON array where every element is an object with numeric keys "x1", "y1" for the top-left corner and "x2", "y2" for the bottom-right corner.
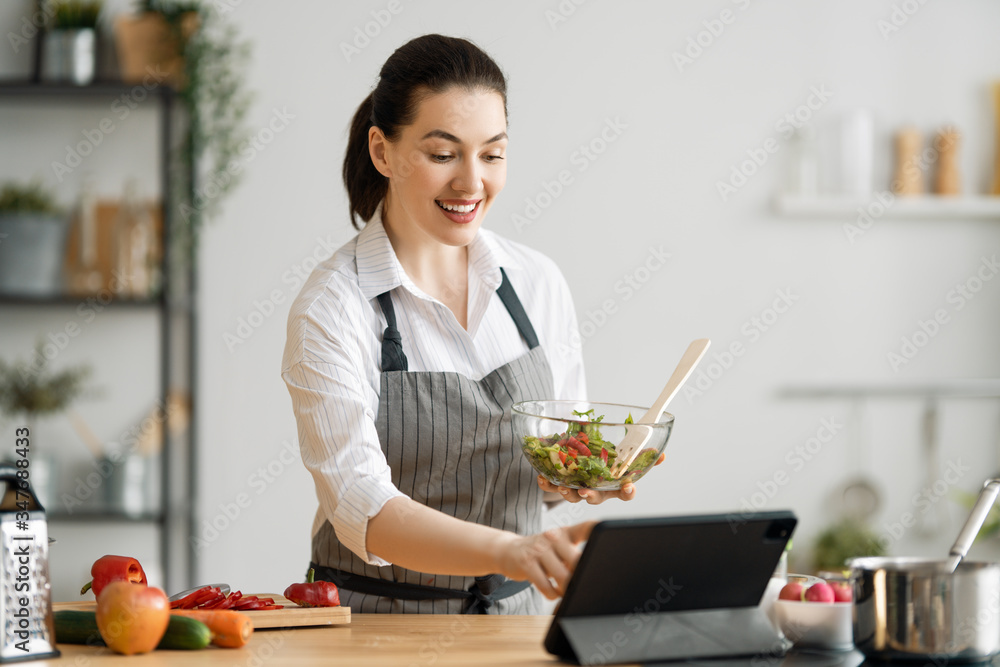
[{"x1": 371, "y1": 86, "x2": 507, "y2": 249}]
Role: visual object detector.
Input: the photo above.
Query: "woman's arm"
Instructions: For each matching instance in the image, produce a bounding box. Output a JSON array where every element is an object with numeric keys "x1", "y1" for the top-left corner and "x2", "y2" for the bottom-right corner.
[{"x1": 367, "y1": 496, "x2": 594, "y2": 599}]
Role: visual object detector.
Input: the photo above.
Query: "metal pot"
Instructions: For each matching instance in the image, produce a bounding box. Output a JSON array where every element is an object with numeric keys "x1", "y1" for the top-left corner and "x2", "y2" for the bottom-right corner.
[
  {"x1": 849, "y1": 478, "x2": 1000, "y2": 662},
  {"x1": 850, "y1": 556, "x2": 1000, "y2": 662}
]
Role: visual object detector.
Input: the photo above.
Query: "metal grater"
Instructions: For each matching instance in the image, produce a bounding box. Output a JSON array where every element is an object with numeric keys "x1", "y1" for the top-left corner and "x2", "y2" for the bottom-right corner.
[{"x1": 0, "y1": 464, "x2": 59, "y2": 662}]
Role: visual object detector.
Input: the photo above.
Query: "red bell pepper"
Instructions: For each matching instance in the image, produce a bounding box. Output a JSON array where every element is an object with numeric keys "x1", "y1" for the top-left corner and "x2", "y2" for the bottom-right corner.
[
  {"x1": 283, "y1": 568, "x2": 340, "y2": 607},
  {"x1": 80, "y1": 555, "x2": 147, "y2": 596}
]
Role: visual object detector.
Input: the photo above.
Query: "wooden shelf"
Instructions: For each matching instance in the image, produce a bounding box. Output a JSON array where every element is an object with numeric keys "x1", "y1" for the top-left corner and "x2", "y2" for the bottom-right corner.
[{"x1": 773, "y1": 194, "x2": 1000, "y2": 220}]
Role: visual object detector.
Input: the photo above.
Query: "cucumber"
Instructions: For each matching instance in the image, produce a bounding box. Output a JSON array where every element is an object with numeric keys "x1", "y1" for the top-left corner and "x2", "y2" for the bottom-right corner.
[
  {"x1": 53, "y1": 610, "x2": 104, "y2": 647},
  {"x1": 53, "y1": 610, "x2": 212, "y2": 650},
  {"x1": 158, "y1": 615, "x2": 213, "y2": 650}
]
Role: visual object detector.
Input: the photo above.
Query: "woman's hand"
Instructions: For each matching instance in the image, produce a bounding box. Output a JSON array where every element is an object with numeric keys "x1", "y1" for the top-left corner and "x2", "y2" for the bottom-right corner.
[
  {"x1": 493, "y1": 521, "x2": 596, "y2": 599},
  {"x1": 536, "y1": 452, "x2": 666, "y2": 504}
]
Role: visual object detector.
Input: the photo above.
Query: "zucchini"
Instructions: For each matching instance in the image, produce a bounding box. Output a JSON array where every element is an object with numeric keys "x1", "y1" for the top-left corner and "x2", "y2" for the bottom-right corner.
[{"x1": 54, "y1": 610, "x2": 212, "y2": 650}]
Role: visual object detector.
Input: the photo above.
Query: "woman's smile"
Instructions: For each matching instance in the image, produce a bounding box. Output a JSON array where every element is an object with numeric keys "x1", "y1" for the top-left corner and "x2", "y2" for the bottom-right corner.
[{"x1": 435, "y1": 199, "x2": 481, "y2": 223}]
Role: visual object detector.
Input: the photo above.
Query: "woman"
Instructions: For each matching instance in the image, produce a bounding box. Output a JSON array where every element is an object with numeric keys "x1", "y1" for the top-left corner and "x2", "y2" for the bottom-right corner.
[{"x1": 282, "y1": 34, "x2": 656, "y2": 614}]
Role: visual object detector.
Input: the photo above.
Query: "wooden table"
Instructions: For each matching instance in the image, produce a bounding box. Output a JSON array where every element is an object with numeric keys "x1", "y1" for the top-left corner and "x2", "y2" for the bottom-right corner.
[{"x1": 38, "y1": 614, "x2": 598, "y2": 666}]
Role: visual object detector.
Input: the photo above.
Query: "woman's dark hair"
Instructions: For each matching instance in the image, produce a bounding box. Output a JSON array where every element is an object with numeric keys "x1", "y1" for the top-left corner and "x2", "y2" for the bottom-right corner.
[{"x1": 342, "y1": 34, "x2": 507, "y2": 229}]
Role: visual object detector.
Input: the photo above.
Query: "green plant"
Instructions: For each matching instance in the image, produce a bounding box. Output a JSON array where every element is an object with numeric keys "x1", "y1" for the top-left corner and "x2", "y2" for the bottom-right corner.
[
  {"x1": 812, "y1": 517, "x2": 887, "y2": 572},
  {"x1": 51, "y1": 0, "x2": 103, "y2": 30},
  {"x1": 0, "y1": 181, "x2": 61, "y2": 216},
  {"x1": 137, "y1": 0, "x2": 252, "y2": 261},
  {"x1": 0, "y1": 342, "x2": 91, "y2": 418}
]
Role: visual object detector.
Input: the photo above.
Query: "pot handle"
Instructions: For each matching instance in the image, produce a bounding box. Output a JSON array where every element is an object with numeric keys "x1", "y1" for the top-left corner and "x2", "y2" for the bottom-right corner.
[{"x1": 945, "y1": 478, "x2": 1000, "y2": 573}]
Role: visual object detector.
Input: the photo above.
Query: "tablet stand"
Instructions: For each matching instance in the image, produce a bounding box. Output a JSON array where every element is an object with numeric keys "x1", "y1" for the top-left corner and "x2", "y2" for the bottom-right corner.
[{"x1": 558, "y1": 605, "x2": 788, "y2": 665}]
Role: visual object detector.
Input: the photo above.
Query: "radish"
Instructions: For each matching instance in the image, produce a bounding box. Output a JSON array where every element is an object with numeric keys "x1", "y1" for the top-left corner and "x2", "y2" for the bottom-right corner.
[
  {"x1": 804, "y1": 581, "x2": 835, "y2": 603},
  {"x1": 778, "y1": 581, "x2": 804, "y2": 601}
]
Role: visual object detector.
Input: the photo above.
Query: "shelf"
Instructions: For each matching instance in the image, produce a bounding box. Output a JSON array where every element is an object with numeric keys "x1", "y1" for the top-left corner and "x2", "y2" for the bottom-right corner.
[
  {"x1": 774, "y1": 194, "x2": 1000, "y2": 220},
  {"x1": 778, "y1": 379, "x2": 1000, "y2": 399},
  {"x1": 0, "y1": 80, "x2": 175, "y2": 99},
  {"x1": 48, "y1": 510, "x2": 162, "y2": 524},
  {"x1": 0, "y1": 77, "x2": 194, "y2": 591},
  {"x1": 0, "y1": 293, "x2": 163, "y2": 308}
]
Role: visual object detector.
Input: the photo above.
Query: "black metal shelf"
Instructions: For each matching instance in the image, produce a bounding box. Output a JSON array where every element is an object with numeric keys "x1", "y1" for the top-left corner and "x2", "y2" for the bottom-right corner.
[
  {"x1": 48, "y1": 510, "x2": 163, "y2": 524},
  {"x1": 0, "y1": 293, "x2": 163, "y2": 308},
  {"x1": 0, "y1": 80, "x2": 176, "y2": 99},
  {"x1": 0, "y1": 79, "x2": 193, "y2": 593}
]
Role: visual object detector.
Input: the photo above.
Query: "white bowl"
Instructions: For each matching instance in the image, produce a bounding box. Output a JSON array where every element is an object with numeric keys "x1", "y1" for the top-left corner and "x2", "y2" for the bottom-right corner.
[{"x1": 774, "y1": 599, "x2": 853, "y2": 650}]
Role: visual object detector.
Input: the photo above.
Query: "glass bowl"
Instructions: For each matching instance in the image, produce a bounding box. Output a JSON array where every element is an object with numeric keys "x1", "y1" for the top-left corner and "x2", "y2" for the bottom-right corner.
[{"x1": 512, "y1": 400, "x2": 673, "y2": 491}]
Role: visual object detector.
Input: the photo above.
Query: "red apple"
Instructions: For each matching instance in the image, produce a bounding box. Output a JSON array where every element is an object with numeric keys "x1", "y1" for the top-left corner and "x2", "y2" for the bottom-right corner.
[
  {"x1": 830, "y1": 581, "x2": 852, "y2": 602},
  {"x1": 804, "y1": 581, "x2": 835, "y2": 603},
  {"x1": 778, "y1": 581, "x2": 804, "y2": 601}
]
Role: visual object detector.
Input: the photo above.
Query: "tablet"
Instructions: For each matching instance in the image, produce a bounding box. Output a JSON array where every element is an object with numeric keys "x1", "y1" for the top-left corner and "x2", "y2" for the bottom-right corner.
[{"x1": 545, "y1": 511, "x2": 797, "y2": 662}]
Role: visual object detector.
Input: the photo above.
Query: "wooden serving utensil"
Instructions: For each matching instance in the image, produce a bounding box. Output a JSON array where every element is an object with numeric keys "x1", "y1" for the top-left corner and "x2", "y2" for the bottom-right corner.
[{"x1": 609, "y1": 338, "x2": 711, "y2": 479}]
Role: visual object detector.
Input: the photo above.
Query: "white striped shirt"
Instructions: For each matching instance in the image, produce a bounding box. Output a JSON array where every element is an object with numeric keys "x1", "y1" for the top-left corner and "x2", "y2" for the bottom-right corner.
[{"x1": 281, "y1": 207, "x2": 587, "y2": 566}]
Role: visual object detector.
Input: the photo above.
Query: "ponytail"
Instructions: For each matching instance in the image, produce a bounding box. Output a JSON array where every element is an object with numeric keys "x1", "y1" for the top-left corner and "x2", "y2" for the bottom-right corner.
[
  {"x1": 341, "y1": 35, "x2": 508, "y2": 229},
  {"x1": 343, "y1": 93, "x2": 385, "y2": 229}
]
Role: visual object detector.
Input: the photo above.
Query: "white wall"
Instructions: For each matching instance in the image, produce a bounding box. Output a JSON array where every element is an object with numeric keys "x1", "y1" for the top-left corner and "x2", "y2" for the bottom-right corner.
[{"x1": 4, "y1": 0, "x2": 1000, "y2": 599}]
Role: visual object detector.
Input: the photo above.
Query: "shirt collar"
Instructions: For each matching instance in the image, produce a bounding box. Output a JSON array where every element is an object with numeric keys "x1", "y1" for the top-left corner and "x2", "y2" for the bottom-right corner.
[{"x1": 355, "y1": 203, "x2": 521, "y2": 301}]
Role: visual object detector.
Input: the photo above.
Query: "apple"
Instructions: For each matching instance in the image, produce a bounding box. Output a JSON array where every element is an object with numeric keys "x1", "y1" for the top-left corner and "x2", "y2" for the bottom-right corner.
[
  {"x1": 830, "y1": 581, "x2": 852, "y2": 602},
  {"x1": 804, "y1": 581, "x2": 835, "y2": 603},
  {"x1": 778, "y1": 581, "x2": 804, "y2": 601},
  {"x1": 96, "y1": 581, "x2": 170, "y2": 655}
]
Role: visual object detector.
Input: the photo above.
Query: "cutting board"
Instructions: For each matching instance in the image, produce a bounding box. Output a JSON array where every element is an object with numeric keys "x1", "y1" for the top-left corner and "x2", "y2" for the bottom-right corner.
[{"x1": 53, "y1": 594, "x2": 350, "y2": 629}]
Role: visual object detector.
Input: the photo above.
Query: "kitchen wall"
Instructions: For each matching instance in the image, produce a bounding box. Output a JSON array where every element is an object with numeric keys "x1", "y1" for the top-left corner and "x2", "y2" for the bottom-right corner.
[{"x1": 3, "y1": 0, "x2": 1000, "y2": 598}]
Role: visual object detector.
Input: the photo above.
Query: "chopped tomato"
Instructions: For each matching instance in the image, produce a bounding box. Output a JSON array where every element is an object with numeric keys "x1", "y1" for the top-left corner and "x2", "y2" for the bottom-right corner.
[
  {"x1": 559, "y1": 437, "x2": 591, "y2": 457},
  {"x1": 577, "y1": 432, "x2": 589, "y2": 446},
  {"x1": 600, "y1": 448, "x2": 608, "y2": 464},
  {"x1": 557, "y1": 451, "x2": 567, "y2": 466}
]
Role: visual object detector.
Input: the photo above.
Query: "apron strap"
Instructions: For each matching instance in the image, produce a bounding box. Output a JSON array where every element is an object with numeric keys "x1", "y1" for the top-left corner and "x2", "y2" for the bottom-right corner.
[
  {"x1": 377, "y1": 267, "x2": 540, "y2": 372},
  {"x1": 496, "y1": 268, "x2": 540, "y2": 350},
  {"x1": 309, "y1": 562, "x2": 531, "y2": 614},
  {"x1": 376, "y1": 291, "x2": 408, "y2": 372}
]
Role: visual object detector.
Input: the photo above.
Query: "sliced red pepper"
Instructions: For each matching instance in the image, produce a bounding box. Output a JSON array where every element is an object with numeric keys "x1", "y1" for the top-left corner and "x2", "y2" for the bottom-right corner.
[
  {"x1": 257, "y1": 604, "x2": 284, "y2": 610},
  {"x1": 80, "y1": 555, "x2": 147, "y2": 597},
  {"x1": 169, "y1": 585, "x2": 212, "y2": 609},
  {"x1": 234, "y1": 598, "x2": 268, "y2": 610},
  {"x1": 199, "y1": 588, "x2": 227, "y2": 608},
  {"x1": 284, "y1": 568, "x2": 341, "y2": 607},
  {"x1": 557, "y1": 451, "x2": 567, "y2": 466},
  {"x1": 213, "y1": 594, "x2": 237, "y2": 610},
  {"x1": 600, "y1": 448, "x2": 608, "y2": 464},
  {"x1": 218, "y1": 591, "x2": 242, "y2": 609}
]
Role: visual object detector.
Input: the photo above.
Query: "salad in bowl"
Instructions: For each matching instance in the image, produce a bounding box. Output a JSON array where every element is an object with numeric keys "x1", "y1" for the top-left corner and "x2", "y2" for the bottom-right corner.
[{"x1": 512, "y1": 400, "x2": 673, "y2": 491}]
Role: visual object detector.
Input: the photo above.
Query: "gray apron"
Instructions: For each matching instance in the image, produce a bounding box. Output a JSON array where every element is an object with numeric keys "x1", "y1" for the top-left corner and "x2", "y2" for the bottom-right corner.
[{"x1": 310, "y1": 268, "x2": 555, "y2": 614}]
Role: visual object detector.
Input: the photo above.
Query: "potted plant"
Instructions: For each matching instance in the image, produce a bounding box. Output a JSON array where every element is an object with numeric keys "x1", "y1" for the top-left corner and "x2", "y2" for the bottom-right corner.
[
  {"x1": 0, "y1": 181, "x2": 69, "y2": 295},
  {"x1": 812, "y1": 517, "x2": 887, "y2": 572},
  {"x1": 113, "y1": 0, "x2": 251, "y2": 261},
  {"x1": 42, "y1": 0, "x2": 102, "y2": 85},
  {"x1": 0, "y1": 342, "x2": 92, "y2": 510}
]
